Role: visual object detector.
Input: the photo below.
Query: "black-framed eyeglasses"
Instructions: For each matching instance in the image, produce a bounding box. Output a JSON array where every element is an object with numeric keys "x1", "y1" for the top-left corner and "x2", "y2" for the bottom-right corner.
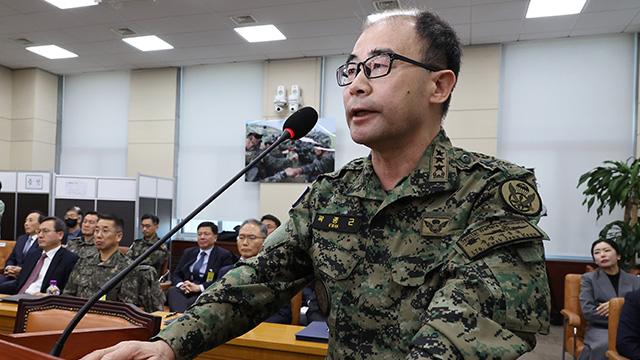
[
  {"x1": 237, "y1": 235, "x2": 266, "y2": 241},
  {"x1": 336, "y1": 52, "x2": 444, "y2": 87}
]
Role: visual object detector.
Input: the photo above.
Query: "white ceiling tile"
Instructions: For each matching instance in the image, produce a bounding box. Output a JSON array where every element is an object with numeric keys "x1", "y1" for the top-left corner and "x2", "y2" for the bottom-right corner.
[
  {"x1": 571, "y1": 26, "x2": 628, "y2": 37},
  {"x1": 471, "y1": 19, "x2": 522, "y2": 37},
  {"x1": 0, "y1": 0, "x2": 638, "y2": 74},
  {"x1": 471, "y1": 1, "x2": 528, "y2": 23},
  {"x1": 518, "y1": 31, "x2": 572, "y2": 41},
  {"x1": 421, "y1": 0, "x2": 472, "y2": 9},
  {"x1": 584, "y1": 0, "x2": 640, "y2": 12},
  {"x1": 0, "y1": 14, "x2": 52, "y2": 35},
  {"x1": 435, "y1": 7, "x2": 471, "y2": 25},
  {"x1": 0, "y1": 3, "x2": 20, "y2": 16},
  {"x1": 574, "y1": 10, "x2": 638, "y2": 30}
]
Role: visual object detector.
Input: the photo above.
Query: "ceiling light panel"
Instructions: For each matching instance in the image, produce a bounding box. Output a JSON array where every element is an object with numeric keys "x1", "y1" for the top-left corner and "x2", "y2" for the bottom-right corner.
[
  {"x1": 526, "y1": 0, "x2": 587, "y2": 18},
  {"x1": 44, "y1": 0, "x2": 101, "y2": 10},
  {"x1": 26, "y1": 45, "x2": 78, "y2": 59},
  {"x1": 234, "y1": 25, "x2": 286, "y2": 43},
  {"x1": 122, "y1": 35, "x2": 174, "y2": 51}
]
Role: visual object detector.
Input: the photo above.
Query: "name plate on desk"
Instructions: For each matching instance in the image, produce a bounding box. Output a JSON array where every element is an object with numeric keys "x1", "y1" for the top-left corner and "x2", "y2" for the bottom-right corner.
[{"x1": 295, "y1": 321, "x2": 328, "y2": 343}]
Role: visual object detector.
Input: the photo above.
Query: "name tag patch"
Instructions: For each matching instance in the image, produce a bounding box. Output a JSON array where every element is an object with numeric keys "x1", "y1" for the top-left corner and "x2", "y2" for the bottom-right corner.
[
  {"x1": 312, "y1": 214, "x2": 361, "y2": 233},
  {"x1": 457, "y1": 220, "x2": 543, "y2": 259}
]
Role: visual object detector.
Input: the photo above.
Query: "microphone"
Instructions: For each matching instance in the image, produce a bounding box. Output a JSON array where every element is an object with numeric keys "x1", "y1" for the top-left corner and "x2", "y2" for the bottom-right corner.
[
  {"x1": 50, "y1": 107, "x2": 319, "y2": 356},
  {"x1": 282, "y1": 106, "x2": 318, "y2": 140}
]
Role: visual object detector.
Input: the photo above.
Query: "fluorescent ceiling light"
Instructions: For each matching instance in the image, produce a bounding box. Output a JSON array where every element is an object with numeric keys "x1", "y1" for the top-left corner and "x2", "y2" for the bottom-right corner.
[
  {"x1": 234, "y1": 25, "x2": 286, "y2": 43},
  {"x1": 26, "y1": 45, "x2": 78, "y2": 59},
  {"x1": 44, "y1": 0, "x2": 100, "y2": 9},
  {"x1": 122, "y1": 35, "x2": 174, "y2": 51},
  {"x1": 526, "y1": 0, "x2": 587, "y2": 18}
]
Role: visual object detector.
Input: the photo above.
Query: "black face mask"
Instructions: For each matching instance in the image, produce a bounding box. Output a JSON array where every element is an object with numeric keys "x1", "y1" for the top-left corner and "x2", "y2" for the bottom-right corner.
[{"x1": 65, "y1": 218, "x2": 78, "y2": 228}]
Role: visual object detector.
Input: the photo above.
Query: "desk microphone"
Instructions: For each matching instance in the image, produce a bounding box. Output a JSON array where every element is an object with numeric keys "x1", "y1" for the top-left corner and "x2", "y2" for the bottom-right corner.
[{"x1": 50, "y1": 107, "x2": 319, "y2": 356}]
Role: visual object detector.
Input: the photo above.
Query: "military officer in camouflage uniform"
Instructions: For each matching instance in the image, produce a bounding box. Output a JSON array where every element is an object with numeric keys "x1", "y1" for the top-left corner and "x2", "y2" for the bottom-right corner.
[
  {"x1": 127, "y1": 213, "x2": 169, "y2": 276},
  {"x1": 245, "y1": 125, "x2": 267, "y2": 181},
  {"x1": 66, "y1": 211, "x2": 99, "y2": 259},
  {"x1": 64, "y1": 214, "x2": 165, "y2": 312},
  {"x1": 82, "y1": 9, "x2": 550, "y2": 360}
]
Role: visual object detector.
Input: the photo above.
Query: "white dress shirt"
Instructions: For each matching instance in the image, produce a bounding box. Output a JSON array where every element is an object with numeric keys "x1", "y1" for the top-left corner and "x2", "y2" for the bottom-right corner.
[{"x1": 24, "y1": 246, "x2": 61, "y2": 295}]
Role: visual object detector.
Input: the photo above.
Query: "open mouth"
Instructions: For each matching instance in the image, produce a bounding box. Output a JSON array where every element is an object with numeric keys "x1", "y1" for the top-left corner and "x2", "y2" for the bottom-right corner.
[{"x1": 354, "y1": 110, "x2": 372, "y2": 117}]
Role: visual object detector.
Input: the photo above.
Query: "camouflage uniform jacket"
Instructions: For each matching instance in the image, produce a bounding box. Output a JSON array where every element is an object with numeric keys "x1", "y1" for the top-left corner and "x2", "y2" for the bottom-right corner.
[
  {"x1": 156, "y1": 129, "x2": 551, "y2": 360},
  {"x1": 64, "y1": 250, "x2": 165, "y2": 312},
  {"x1": 65, "y1": 236, "x2": 98, "y2": 259},
  {"x1": 127, "y1": 234, "x2": 169, "y2": 276}
]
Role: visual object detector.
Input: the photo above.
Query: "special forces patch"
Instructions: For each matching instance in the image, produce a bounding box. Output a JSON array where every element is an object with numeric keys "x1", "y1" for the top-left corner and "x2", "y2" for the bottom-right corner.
[
  {"x1": 499, "y1": 179, "x2": 542, "y2": 216},
  {"x1": 457, "y1": 220, "x2": 544, "y2": 259}
]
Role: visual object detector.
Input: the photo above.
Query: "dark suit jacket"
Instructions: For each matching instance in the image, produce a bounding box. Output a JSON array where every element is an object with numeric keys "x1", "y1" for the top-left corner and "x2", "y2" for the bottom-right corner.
[
  {"x1": 579, "y1": 270, "x2": 640, "y2": 360},
  {"x1": 171, "y1": 246, "x2": 235, "y2": 289},
  {"x1": 6, "y1": 234, "x2": 41, "y2": 267},
  {"x1": 0, "y1": 247, "x2": 79, "y2": 294},
  {"x1": 617, "y1": 288, "x2": 640, "y2": 360}
]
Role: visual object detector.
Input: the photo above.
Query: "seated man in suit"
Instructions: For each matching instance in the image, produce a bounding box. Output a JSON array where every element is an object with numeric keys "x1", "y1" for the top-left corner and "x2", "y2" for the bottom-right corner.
[
  {"x1": 0, "y1": 216, "x2": 79, "y2": 295},
  {"x1": 167, "y1": 221, "x2": 235, "y2": 313},
  {"x1": 66, "y1": 210, "x2": 99, "y2": 259},
  {"x1": 63, "y1": 214, "x2": 164, "y2": 312},
  {"x1": 218, "y1": 218, "x2": 292, "y2": 324},
  {"x1": 0, "y1": 210, "x2": 45, "y2": 285},
  {"x1": 616, "y1": 288, "x2": 640, "y2": 360}
]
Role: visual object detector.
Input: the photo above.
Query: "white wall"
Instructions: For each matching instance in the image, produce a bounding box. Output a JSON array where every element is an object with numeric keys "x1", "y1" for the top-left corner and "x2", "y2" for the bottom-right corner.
[
  {"x1": 499, "y1": 33, "x2": 635, "y2": 259},
  {"x1": 177, "y1": 62, "x2": 263, "y2": 221},
  {"x1": 322, "y1": 55, "x2": 370, "y2": 167},
  {"x1": 60, "y1": 71, "x2": 131, "y2": 177}
]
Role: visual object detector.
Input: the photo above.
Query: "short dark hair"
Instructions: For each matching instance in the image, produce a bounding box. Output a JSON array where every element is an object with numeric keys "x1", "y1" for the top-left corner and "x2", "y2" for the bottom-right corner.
[
  {"x1": 82, "y1": 210, "x2": 99, "y2": 224},
  {"x1": 41, "y1": 216, "x2": 66, "y2": 233},
  {"x1": 241, "y1": 218, "x2": 268, "y2": 237},
  {"x1": 66, "y1": 206, "x2": 83, "y2": 216},
  {"x1": 197, "y1": 221, "x2": 218, "y2": 234},
  {"x1": 141, "y1": 213, "x2": 159, "y2": 225},
  {"x1": 28, "y1": 210, "x2": 46, "y2": 224},
  {"x1": 366, "y1": 10, "x2": 462, "y2": 118},
  {"x1": 260, "y1": 214, "x2": 281, "y2": 227},
  {"x1": 98, "y1": 213, "x2": 124, "y2": 233},
  {"x1": 590, "y1": 238, "x2": 621, "y2": 260}
]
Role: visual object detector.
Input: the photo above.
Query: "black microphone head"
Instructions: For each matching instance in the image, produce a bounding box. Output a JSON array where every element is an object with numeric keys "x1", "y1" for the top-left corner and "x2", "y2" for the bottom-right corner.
[{"x1": 282, "y1": 107, "x2": 318, "y2": 140}]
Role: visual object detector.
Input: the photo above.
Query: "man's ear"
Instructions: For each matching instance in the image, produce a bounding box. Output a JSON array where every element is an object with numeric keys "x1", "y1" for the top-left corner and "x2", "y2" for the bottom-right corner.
[{"x1": 429, "y1": 70, "x2": 456, "y2": 105}]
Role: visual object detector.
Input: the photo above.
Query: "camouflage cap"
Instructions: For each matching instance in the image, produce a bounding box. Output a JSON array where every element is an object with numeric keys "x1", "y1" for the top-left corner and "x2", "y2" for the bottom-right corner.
[
  {"x1": 247, "y1": 125, "x2": 267, "y2": 137},
  {"x1": 311, "y1": 132, "x2": 331, "y2": 149}
]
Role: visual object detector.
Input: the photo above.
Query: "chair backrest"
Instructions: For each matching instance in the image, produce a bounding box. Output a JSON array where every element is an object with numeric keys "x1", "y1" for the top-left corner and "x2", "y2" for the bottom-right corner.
[
  {"x1": 0, "y1": 240, "x2": 16, "y2": 271},
  {"x1": 14, "y1": 295, "x2": 161, "y2": 335},
  {"x1": 564, "y1": 274, "x2": 587, "y2": 347},
  {"x1": 291, "y1": 290, "x2": 303, "y2": 325},
  {"x1": 608, "y1": 297, "x2": 625, "y2": 352}
]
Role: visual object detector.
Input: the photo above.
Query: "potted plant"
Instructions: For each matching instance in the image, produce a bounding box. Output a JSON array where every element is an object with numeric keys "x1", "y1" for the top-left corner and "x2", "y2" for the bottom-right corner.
[{"x1": 577, "y1": 157, "x2": 640, "y2": 269}]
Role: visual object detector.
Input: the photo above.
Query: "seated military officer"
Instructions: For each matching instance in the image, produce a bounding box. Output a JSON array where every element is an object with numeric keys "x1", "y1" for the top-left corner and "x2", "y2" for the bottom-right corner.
[{"x1": 63, "y1": 214, "x2": 164, "y2": 312}]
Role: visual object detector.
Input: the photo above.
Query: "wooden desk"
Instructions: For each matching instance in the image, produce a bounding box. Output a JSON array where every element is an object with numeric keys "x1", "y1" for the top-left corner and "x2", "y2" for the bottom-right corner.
[
  {"x1": 154, "y1": 312, "x2": 327, "y2": 360},
  {"x1": 0, "y1": 299, "x2": 17, "y2": 334}
]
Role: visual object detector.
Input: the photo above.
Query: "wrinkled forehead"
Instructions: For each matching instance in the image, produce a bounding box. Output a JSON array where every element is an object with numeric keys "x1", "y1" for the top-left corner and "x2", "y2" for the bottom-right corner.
[
  {"x1": 240, "y1": 223, "x2": 261, "y2": 235},
  {"x1": 349, "y1": 18, "x2": 419, "y2": 62}
]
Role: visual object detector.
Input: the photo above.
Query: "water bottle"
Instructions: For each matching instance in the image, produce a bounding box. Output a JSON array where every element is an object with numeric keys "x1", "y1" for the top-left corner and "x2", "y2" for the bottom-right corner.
[{"x1": 46, "y1": 280, "x2": 60, "y2": 295}]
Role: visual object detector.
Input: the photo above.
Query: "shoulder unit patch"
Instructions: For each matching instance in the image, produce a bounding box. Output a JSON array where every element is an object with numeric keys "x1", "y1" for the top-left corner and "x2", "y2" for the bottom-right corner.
[
  {"x1": 456, "y1": 220, "x2": 544, "y2": 260},
  {"x1": 499, "y1": 179, "x2": 542, "y2": 216}
]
